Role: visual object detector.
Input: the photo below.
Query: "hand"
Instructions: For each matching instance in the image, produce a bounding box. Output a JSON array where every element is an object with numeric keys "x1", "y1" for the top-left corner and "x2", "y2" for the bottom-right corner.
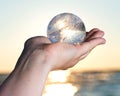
[
  {"x1": 0, "y1": 28, "x2": 105, "y2": 96},
  {"x1": 16, "y1": 28, "x2": 105, "y2": 71}
]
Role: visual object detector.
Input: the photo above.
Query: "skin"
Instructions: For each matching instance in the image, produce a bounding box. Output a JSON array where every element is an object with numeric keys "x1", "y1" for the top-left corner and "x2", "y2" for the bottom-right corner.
[{"x1": 0, "y1": 28, "x2": 106, "y2": 96}]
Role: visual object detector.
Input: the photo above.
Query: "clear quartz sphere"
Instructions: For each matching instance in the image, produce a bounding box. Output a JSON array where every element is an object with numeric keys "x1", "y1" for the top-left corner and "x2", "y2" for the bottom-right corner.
[{"x1": 47, "y1": 13, "x2": 86, "y2": 44}]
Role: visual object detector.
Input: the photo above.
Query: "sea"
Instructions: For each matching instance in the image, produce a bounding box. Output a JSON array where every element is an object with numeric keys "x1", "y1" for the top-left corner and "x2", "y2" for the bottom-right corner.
[
  {"x1": 1, "y1": 71, "x2": 120, "y2": 96},
  {"x1": 43, "y1": 71, "x2": 120, "y2": 96}
]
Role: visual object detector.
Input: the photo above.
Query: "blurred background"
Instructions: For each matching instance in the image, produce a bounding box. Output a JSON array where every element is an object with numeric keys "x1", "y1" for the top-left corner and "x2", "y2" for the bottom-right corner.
[{"x1": 0, "y1": 0, "x2": 120, "y2": 96}]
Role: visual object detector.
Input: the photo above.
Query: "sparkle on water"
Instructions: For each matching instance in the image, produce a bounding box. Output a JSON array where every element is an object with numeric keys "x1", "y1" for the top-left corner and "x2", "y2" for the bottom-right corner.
[
  {"x1": 43, "y1": 83, "x2": 77, "y2": 96},
  {"x1": 47, "y1": 13, "x2": 86, "y2": 44}
]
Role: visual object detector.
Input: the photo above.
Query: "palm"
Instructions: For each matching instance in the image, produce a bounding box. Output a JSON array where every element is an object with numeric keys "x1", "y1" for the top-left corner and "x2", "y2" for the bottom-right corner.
[
  {"x1": 24, "y1": 28, "x2": 105, "y2": 70},
  {"x1": 43, "y1": 28, "x2": 105, "y2": 70}
]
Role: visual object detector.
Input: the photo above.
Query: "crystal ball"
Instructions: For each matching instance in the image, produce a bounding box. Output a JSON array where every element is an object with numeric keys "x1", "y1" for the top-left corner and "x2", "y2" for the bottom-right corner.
[{"x1": 47, "y1": 13, "x2": 86, "y2": 44}]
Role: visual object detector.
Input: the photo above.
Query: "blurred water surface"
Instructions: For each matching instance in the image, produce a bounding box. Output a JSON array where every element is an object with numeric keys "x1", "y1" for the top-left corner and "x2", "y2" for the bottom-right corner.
[
  {"x1": 43, "y1": 71, "x2": 120, "y2": 96},
  {"x1": 0, "y1": 71, "x2": 120, "y2": 96}
]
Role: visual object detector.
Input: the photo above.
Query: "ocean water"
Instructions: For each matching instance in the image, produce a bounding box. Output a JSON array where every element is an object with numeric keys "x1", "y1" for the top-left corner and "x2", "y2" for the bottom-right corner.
[
  {"x1": 1, "y1": 71, "x2": 120, "y2": 96},
  {"x1": 43, "y1": 71, "x2": 120, "y2": 96},
  {"x1": 72, "y1": 72, "x2": 120, "y2": 96}
]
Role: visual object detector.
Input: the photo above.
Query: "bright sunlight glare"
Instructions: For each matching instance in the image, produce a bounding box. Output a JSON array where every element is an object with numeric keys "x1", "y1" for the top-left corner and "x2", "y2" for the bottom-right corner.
[
  {"x1": 43, "y1": 83, "x2": 77, "y2": 96},
  {"x1": 48, "y1": 71, "x2": 70, "y2": 83},
  {"x1": 57, "y1": 20, "x2": 66, "y2": 29}
]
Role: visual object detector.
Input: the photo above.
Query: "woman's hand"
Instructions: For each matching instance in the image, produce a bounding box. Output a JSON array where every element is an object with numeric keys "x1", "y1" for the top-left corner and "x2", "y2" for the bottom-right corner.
[
  {"x1": 19, "y1": 28, "x2": 105, "y2": 71},
  {"x1": 0, "y1": 28, "x2": 105, "y2": 96}
]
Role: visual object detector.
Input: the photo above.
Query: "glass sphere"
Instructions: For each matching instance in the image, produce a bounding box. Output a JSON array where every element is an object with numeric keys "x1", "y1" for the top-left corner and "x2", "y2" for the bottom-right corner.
[{"x1": 47, "y1": 13, "x2": 86, "y2": 44}]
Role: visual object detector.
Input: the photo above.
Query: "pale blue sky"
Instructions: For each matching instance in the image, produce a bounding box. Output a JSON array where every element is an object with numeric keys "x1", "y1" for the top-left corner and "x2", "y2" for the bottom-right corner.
[{"x1": 0, "y1": 0, "x2": 120, "y2": 73}]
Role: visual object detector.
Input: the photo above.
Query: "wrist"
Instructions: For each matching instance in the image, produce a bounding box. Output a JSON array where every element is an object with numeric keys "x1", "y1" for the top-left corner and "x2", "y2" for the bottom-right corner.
[
  {"x1": 1, "y1": 55, "x2": 51, "y2": 96},
  {"x1": 15, "y1": 50, "x2": 52, "y2": 74}
]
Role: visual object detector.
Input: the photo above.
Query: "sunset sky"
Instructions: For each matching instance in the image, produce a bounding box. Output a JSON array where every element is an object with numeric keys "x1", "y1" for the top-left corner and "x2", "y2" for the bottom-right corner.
[{"x1": 0, "y1": 0, "x2": 120, "y2": 73}]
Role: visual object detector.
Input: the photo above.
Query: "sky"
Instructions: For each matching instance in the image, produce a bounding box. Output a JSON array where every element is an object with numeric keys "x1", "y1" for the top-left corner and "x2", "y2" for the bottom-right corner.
[{"x1": 0, "y1": 0, "x2": 120, "y2": 73}]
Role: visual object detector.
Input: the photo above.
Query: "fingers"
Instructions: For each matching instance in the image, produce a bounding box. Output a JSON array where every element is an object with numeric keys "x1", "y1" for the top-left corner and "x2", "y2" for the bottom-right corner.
[
  {"x1": 75, "y1": 37, "x2": 106, "y2": 59},
  {"x1": 82, "y1": 28, "x2": 105, "y2": 53},
  {"x1": 85, "y1": 37, "x2": 105, "y2": 51},
  {"x1": 71, "y1": 28, "x2": 106, "y2": 61},
  {"x1": 86, "y1": 28, "x2": 99, "y2": 39},
  {"x1": 85, "y1": 28, "x2": 104, "y2": 41}
]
